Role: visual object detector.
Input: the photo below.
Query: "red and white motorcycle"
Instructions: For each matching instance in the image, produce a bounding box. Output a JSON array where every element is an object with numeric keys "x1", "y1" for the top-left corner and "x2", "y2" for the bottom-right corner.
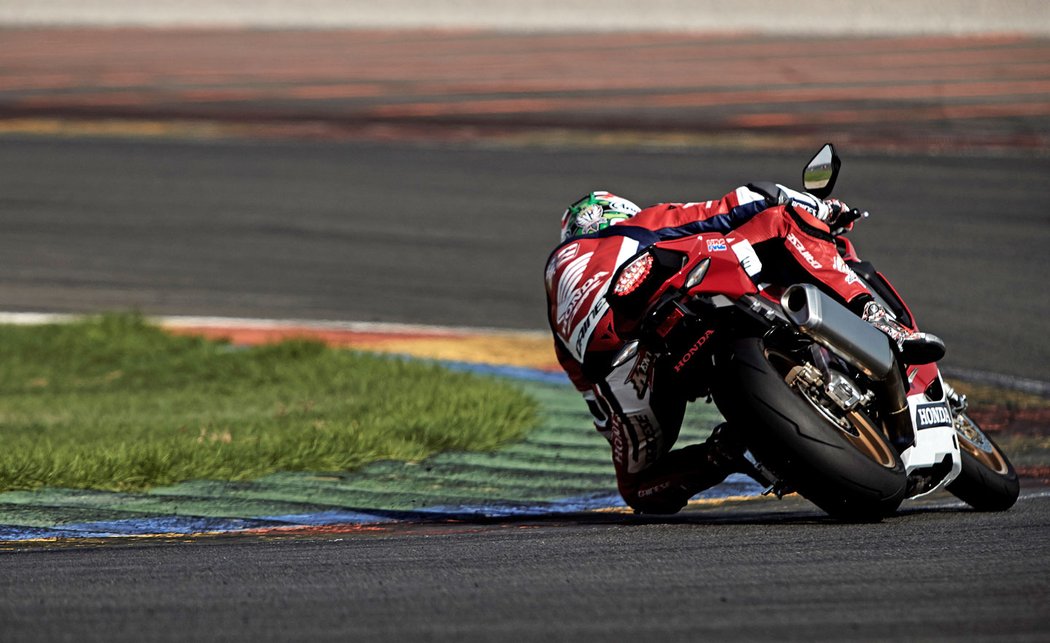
[{"x1": 605, "y1": 144, "x2": 1019, "y2": 519}]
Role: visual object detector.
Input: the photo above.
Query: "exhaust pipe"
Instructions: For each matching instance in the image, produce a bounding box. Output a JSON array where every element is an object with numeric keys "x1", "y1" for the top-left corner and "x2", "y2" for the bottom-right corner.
[
  {"x1": 781, "y1": 284, "x2": 894, "y2": 379},
  {"x1": 781, "y1": 284, "x2": 913, "y2": 448}
]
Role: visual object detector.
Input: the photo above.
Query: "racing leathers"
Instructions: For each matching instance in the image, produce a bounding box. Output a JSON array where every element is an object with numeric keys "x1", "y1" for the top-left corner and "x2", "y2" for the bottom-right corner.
[{"x1": 544, "y1": 183, "x2": 874, "y2": 514}]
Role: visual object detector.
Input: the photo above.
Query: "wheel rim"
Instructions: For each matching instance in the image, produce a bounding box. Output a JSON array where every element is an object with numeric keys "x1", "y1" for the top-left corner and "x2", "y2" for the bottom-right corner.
[
  {"x1": 955, "y1": 412, "x2": 1010, "y2": 475},
  {"x1": 768, "y1": 350, "x2": 898, "y2": 469},
  {"x1": 797, "y1": 387, "x2": 899, "y2": 469}
]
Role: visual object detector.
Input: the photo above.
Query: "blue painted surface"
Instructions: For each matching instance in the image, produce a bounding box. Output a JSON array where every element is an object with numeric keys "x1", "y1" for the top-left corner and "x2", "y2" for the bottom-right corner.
[
  {"x1": 0, "y1": 361, "x2": 759, "y2": 542},
  {"x1": 259, "y1": 510, "x2": 398, "y2": 526},
  {"x1": 0, "y1": 516, "x2": 286, "y2": 541},
  {"x1": 0, "y1": 479, "x2": 765, "y2": 542}
]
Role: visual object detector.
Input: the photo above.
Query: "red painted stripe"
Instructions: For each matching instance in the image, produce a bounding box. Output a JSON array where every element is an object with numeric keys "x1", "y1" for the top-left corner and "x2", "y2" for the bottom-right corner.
[{"x1": 1, "y1": 28, "x2": 1045, "y2": 149}]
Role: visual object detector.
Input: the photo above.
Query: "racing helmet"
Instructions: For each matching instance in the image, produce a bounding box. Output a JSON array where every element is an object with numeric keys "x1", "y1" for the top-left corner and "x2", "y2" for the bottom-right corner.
[{"x1": 560, "y1": 191, "x2": 641, "y2": 241}]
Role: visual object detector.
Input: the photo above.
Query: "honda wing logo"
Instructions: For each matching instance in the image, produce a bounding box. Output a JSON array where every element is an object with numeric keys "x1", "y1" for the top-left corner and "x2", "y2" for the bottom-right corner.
[{"x1": 556, "y1": 252, "x2": 608, "y2": 337}]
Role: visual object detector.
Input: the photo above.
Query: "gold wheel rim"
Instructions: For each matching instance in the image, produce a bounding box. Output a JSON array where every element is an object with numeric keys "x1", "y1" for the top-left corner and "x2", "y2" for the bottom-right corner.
[
  {"x1": 956, "y1": 414, "x2": 1009, "y2": 475},
  {"x1": 768, "y1": 349, "x2": 898, "y2": 469},
  {"x1": 842, "y1": 410, "x2": 899, "y2": 468}
]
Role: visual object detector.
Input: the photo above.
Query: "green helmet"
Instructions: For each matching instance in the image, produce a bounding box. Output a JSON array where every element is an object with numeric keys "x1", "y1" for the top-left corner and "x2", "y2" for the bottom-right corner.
[{"x1": 560, "y1": 191, "x2": 641, "y2": 241}]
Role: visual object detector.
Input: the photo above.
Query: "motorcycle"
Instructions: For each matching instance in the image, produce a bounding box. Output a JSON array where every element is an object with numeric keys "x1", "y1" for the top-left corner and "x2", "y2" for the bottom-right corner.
[{"x1": 604, "y1": 144, "x2": 1019, "y2": 519}]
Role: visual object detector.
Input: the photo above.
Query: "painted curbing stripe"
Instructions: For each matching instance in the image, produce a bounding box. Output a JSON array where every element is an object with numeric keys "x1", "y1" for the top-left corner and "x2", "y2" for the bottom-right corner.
[
  {"x1": 0, "y1": 311, "x2": 547, "y2": 339},
  {"x1": 2, "y1": 311, "x2": 1045, "y2": 394},
  {"x1": 0, "y1": 311, "x2": 562, "y2": 372},
  {"x1": 1, "y1": 312, "x2": 1041, "y2": 543},
  {"x1": 14, "y1": 481, "x2": 1050, "y2": 543}
]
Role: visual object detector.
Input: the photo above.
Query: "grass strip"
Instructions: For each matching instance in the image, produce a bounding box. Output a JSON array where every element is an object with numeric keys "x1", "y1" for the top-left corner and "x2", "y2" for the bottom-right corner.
[{"x1": 0, "y1": 313, "x2": 537, "y2": 492}]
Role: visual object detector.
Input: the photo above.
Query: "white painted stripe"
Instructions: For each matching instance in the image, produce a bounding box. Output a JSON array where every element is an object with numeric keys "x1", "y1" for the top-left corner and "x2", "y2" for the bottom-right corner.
[
  {"x1": 0, "y1": 311, "x2": 549, "y2": 340},
  {"x1": 903, "y1": 487, "x2": 1050, "y2": 512}
]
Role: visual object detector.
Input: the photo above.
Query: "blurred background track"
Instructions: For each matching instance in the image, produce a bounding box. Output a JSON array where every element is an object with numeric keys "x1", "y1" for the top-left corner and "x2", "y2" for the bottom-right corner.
[
  {"x1": 1, "y1": 9, "x2": 1049, "y2": 641},
  {"x1": 1, "y1": 29, "x2": 1048, "y2": 152},
  {"x1": 1, "y1": 26, "x2": 1049, "y2": 381}
]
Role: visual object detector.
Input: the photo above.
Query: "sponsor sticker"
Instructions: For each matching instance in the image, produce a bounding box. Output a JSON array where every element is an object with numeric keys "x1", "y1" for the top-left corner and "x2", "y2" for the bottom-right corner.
[
  {"x1": 674, "y1": 329, "x2": 715, "y2": 373},
  {"x1": 915, "y1": 402, "x2": 953, "y2": 430},
  {"x1": 625, "y1": 348, "x2": 658, "y2": 399},
  {"x1": 557, "y1": 270, "x2": 608, "y2": 337},
  {"x1": 706, "y1": 238, "x2": 728, "y2": 252},
  {"x1": 786, "y1": 232, "x2": 823, "y2": 269},
  {"x1": 636, "y1": 480, "x2": 671, "y2": 498},
  {"x1": 731, "y1": 239, "x2": 763, "y2": 278},
  {"x1": 833, "y1": 255, "x2": 860, "y2": 285}
]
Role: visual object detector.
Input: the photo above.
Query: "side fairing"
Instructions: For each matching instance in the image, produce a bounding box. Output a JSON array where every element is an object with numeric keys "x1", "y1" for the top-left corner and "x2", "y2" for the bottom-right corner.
[{"x1": 647, "y1": 234, "x2": 761, "y2": 299}]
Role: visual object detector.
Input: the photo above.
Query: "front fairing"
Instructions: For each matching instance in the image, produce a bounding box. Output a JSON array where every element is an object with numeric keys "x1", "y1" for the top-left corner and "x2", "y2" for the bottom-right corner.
[{"x1": 900, "y1": 364, "x2": 963, "y2": 497}]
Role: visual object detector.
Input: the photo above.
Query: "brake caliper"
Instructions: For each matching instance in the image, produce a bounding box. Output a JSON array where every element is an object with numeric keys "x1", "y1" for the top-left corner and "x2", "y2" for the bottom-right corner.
[{"x1": 787, "y1": 361, "x2": 872, "y2": 434}]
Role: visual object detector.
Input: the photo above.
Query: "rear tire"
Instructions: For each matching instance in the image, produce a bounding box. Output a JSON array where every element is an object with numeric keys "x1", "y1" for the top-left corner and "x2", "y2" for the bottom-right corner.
[
  {"x1": 947, "y1": 412, "x2": 1019, "y2": 511},
  {"x1": 713, "y1": 337, "x2": 907, "y2": 520}
]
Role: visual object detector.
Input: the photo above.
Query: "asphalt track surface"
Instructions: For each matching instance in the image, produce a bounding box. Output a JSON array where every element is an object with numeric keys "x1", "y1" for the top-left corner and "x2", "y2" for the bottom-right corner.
[
  {"x1": 3, "y1": 493, "x2": 1049, "y2": 642},
  {"x1": 2, "y1": 133, "x2": 1049, "y2": 643},
  {"x1": 1, "y1": 136, "x2": 1048, "y2": 381}
]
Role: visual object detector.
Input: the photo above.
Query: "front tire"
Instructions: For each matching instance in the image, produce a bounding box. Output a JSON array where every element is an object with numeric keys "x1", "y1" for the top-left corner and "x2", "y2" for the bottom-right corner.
[
  {"x1": 713, "y1": 337, "x2": 907, "y2": 520},
  {"x1": 946, "y1": 412, "x2": 1019, "y2": 511}
]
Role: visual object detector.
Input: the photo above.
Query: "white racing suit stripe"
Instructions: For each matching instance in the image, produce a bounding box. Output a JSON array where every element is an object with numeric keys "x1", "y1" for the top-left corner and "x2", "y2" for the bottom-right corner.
[
  {"x1": 598, "y1": 350, "x2": 665, "y2": 475},
  {"x1": 563, "y1": 236, "x2": 640, "y2": 363}
]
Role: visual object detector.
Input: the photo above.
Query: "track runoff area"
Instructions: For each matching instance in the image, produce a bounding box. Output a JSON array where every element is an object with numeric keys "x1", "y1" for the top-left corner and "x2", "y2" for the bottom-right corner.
[
  {"x1": 0, "y1": 312, "x2": 1045, "y2": 544},
  {"x1": 0, "y1": 312, "x2": 736, "y2": 543}
]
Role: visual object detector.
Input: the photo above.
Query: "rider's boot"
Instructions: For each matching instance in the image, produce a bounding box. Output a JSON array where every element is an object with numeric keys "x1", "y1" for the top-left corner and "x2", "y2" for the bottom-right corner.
[
  {"x1": 705, "y1": 423, "x2": 776, "y2": 488},
  {"x1": 861, "y1": 301, "x2": 946, "y2": 365}
]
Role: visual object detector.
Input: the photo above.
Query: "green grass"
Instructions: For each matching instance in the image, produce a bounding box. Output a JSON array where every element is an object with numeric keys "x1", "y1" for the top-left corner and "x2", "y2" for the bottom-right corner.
[{"x1": 0, "y1": 314, "x2": 538, "y2": 492}]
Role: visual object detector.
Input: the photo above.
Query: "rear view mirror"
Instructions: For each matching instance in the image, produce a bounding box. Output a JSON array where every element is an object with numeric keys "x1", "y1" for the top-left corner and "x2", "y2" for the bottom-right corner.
[{"x1": 803, "y1": 144, "x2": 841, "y2": 198}]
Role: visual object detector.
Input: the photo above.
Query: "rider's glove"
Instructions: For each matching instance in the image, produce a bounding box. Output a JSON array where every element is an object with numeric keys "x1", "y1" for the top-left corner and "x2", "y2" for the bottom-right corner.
[
  {"x1": 774, "y1": 185, "x2": 864, "y2": 233},
  {"x1": 820, "y1": 198, "x2": 849, "y2": 221},
  {"x1": 819, "y1": 198, "x2": 865, "y2": 234}
]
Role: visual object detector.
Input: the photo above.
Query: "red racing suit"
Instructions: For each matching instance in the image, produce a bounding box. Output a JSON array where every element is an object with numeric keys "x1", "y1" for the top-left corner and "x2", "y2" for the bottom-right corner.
[{"x1": 544, "y1": 184, "x2": 872, "y2": 513}]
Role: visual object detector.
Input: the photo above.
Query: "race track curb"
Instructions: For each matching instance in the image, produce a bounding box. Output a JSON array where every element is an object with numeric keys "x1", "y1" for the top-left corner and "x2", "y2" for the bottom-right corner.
[{"x1": 0, "y1": 314, "x2": 755, "y2": 543}]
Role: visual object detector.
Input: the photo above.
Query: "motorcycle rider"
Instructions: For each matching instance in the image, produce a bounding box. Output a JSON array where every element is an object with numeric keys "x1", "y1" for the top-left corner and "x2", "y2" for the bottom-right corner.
[{"x1": 544, "y1": 185, "x2": 944, "y2": 514}]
